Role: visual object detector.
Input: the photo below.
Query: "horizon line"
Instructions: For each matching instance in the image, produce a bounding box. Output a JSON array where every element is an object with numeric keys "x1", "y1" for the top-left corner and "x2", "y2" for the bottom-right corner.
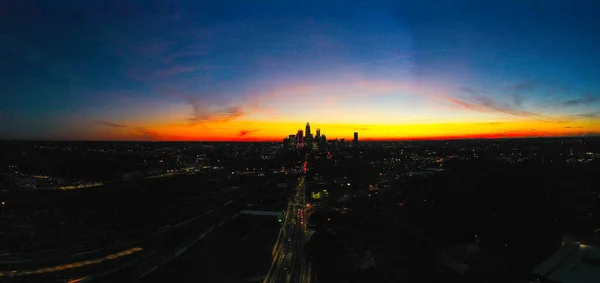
[{"x1": 2, "y1": 134, "x2": 598, "y2": 143}]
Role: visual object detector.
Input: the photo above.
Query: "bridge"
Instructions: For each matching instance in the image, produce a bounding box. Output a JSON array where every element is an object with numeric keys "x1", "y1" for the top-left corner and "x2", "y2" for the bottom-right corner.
[{"x1": 240, "y1": 210, "x2": 285, "y2": 222}]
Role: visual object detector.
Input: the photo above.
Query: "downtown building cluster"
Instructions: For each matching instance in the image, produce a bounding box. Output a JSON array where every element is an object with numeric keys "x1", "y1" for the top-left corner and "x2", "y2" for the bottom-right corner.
[{"x1": 282, "y1": 122, "x2": 359, "y2": 151}]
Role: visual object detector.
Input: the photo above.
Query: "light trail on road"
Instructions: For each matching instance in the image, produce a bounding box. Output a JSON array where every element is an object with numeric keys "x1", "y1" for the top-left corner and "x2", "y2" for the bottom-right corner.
[
  {"x1": 0, "y1": 247, "x2": 143, "y2": 278},
  {"x1": 263, "y1": 171, "x2": 313, "y2": 283},
  {"x1": 264, "y1": 176, "x2": 306, "y2": 283}
]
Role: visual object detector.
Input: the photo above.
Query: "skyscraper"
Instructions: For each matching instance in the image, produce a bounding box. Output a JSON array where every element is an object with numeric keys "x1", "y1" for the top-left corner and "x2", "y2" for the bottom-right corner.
[
  {"x1": 353, "y1": 132, "x2": 359, "y2": 146},
  {"x1": 304, "y1": 122, "x2": 312, "y2": 148},
  {"x1": 316, "y1": 128, "x2": 321, "y2": 140},
  {"x1": 297, "y1": 130, "x2": 304, "y2": 145},
  {"x1": 283, "y1": 137, "x2": 290, "y2": 151}
]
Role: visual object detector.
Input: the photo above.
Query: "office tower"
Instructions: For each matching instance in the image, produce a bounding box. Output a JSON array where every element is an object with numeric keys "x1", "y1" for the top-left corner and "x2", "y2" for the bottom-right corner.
[
  {"x1": 306, "y1": 122, "x2": 311, "y2": 137},
  {"x1": 321, "y1": 134, "x2": 326, "y2": 144},
  {"x1": 283, "y1": 137, "x2": 290, "y2": 151},
  {"x1": 353, "y1": 132, "x2": 359, "y2": 146},
  {"x1": 297, "y1": 130, "x2": 304, "y2": 145},
  {"x1": 316, "y1": 128, "x2": 321, "y2": 140},
  {"x1": 289, "y1": 134, "x2": 296, "y2": 145}
]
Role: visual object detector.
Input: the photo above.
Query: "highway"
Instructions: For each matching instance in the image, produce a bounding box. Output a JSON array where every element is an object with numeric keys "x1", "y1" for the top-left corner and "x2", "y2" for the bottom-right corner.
[
  {"x1": 263, "y1": 173, "x2": 311, "y2": 283},
  {"x1": 0, "y1": 180, "x2": 257, "y2": 282}
]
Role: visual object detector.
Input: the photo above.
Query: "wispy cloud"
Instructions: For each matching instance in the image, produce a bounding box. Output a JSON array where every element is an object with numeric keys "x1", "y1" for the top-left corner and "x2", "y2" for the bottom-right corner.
[
  {"x1": 133, "y1": 127, "x2": 160, "y2": 141},
  {"x1": 155, "y1": 86, "x2": 249, "y2": 125},
  {"x1": 186, "y1": 97, "x2": 246, "y2": 125},
  {"x1": 92, "y1": 120, "x2": 160, "y2": 140},
  {"x1": 507, "y1": 81, "x2": 537, "y2": 106},
  {"x1": 447, "y1": 96, "x2": 541, "y2": 118},
  {"x1": 459, "y1": 86, "x2": 487, "y2": 96},
  {"x1": 159, "y1": 50, "x2": 208, "y2": 63},
  {"x1": 573, "y1": 111, "x2": 600, "y2": 118},
  {"x1": 451, "y1": 86, "x2": 542, "y2": 119},
  {"x1": 238, "y1": 129, "x2": 260, "y2": 136},
  {"x1": 508, "y1": 81, "x2": 537, "y2": 93},
  {"x1": 146, "y1": 66, "x2": 198, "y2": 78},
  {"x1": 93, "y1": 120, "x2": 128, "y2": 128},
  {"x1": 559, "y1": 93, "x2": 600, "y2": 107},
  {"x1": 245, "y1": 79, "x2": 550, "y2": 122}
]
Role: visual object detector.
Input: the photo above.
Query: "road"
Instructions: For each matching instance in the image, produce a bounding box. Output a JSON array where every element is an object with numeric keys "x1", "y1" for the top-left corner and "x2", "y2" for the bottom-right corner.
[
  {"x1": 263, "y1": 175, "x2": 311, "y2": 283},
  {"x1": 0, "y1": 183, "x2": 253, "y2": 282}
]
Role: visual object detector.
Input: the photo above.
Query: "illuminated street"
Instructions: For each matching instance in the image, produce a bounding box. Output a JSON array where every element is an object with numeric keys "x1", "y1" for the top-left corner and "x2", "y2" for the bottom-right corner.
[
  {"x1": 264, "y1": 169, "x2": 312, "y2": 283},
  {"x1": 0, "y1": 247, "x2": 142, "y2": 278}
]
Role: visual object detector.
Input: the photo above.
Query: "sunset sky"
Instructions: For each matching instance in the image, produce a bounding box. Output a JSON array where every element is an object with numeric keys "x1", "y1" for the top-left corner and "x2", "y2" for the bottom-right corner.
[{"x1": 1, "y1": 1, "x2": 599, "y2": 141}]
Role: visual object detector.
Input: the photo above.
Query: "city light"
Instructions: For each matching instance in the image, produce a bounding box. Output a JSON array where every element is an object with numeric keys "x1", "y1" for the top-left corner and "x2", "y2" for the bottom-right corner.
[
  {"x1": 3, "y1": 2, "x2": 600, "y2": 282},
  {"x1": 0, "y1": 247, "x2": 143, "y2": 278}
]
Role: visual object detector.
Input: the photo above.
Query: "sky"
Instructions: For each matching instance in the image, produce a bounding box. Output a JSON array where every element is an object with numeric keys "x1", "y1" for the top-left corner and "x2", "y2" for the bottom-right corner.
[{"x1": 1, "y1": 0, "x2": 599, "y2": 141}]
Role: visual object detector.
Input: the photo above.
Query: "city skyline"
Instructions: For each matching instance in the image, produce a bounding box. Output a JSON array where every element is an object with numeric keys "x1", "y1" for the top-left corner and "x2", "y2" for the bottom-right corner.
[{"x1": 2, "y1": 1, "x2": 600, "y2": 141}]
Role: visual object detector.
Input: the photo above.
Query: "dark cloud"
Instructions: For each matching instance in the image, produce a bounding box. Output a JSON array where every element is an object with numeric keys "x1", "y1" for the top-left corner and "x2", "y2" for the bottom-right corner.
[
  {"x1": 449, "y1": 91, "x2": 541, "y2": 119},
  {"x1": 133, "y1": 127, "x2": 160, "y2": 141},
  {"x1": 133, "y1": 66, "x2": 198, "y2": 80},
  {"x1": 238, "y1": 129, "x2": 260, "y2": 136},
  {"x1": 508, "y1": 82, "x2": 537, "y2": 93},
  {"x1": 158, "y1": 88, "x2": 247, "y2": 125},
  {"x1": 456, "y1": 83, "x2": 540, "y2": 115},
  {"x1": 565, "y1": 126, "x2": 583, "y2": 129},
  {"x1": 188, "y1": 106, "x2": 245, "y2": 124},
  {"x1": 574, "y1": 111, "x2": 600, "y2": 118},
  {"x1": 93, "y1": 120, "x2": 128, "y2": 128},
  {"x1": 92, "y1": 120, "x2": 158, "y2": 140},
  {"x1": 507, "y1": 81, "x2": 537, "y2": 106},
  {"x1": 559, "y1": 93, "x2": 600, "y2": 107},
  {"x1": 185, "y1": 96, "x2": 245, "y2": 124},
  {"x1": 458, "y1": 86, "x2": 486, "y2": 96}
]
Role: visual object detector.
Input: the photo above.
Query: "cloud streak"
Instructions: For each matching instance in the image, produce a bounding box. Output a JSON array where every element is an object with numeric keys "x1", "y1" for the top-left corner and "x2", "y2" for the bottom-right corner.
[
  {"x1": 573, "y1": 111, "x2": 600, "y2": 118},
  {"x1": 507, "y1": 81, "x2": 537, "y2": 106},
  {"x1": 559, "y1": 93, "x2": 600, "y2": 107},
  {"x1": 146, "y1": 66, "x2": 198, "y2": 78},
  {"x1": 238, "y1": 129, "x2": 260, "y2": 136},
  {"x1": 93, "y1": 120, "x2": 128, "y2": 128},
  {"x1": 186, "y1": 96, "x2": 246, "y2": 124},
  {"x1": 450, "y1": 86, "x2": 542, "y2": 119},
  {"x1": 92, "y1": 120, "x2": 160, "y2": 140},
  {"x1": 133, "y1": 127, "x2": 160, "y2": 141}
]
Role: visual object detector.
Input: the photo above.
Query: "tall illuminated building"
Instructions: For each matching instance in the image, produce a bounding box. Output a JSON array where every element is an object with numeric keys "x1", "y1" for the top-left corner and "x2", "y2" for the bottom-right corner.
[
  {"x1": 304, "y1": 122, "x2": 312, "y2": 147},
  {"x1": 297, "y1": 130, "x2": 304, "y2": 146}
]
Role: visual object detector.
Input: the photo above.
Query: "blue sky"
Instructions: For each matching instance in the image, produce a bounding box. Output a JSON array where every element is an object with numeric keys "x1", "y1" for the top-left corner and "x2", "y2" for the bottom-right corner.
[{"x1": 1, "y1": 0, "x2": 599, "y2": 140}]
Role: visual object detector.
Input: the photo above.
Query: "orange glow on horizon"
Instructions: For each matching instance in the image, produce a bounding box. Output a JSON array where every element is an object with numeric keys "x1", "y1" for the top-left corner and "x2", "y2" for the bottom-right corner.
[{"x1": 86, "y1": 117, "x2": 600, "y2": 141}]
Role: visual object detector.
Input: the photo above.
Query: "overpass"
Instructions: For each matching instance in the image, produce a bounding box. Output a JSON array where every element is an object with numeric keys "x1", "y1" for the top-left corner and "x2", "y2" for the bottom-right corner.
[{"x1": 240, "y1": 210, "x2": 285, "y2": 222}]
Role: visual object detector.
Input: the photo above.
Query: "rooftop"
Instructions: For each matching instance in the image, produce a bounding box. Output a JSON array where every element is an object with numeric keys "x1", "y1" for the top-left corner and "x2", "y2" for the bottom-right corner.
[{"x1": 533, "y1": 241, "x2": 600, "y2": 283}]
